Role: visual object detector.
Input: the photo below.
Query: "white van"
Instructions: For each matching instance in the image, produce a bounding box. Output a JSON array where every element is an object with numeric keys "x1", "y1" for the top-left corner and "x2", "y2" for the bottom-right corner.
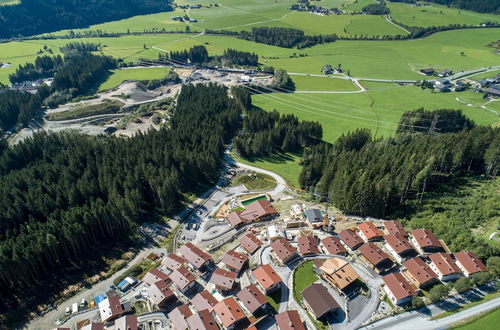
[{"x1": 71, "y1": 303, "x2": 78, "y2": 314}]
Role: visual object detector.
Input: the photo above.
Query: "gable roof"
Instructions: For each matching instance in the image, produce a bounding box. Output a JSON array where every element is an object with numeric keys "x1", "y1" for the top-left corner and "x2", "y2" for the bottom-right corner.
[
  {"x1": 162, "y1": 253, "x2": 186, "y2": 271},
  {"x1": 209, "y1": 268, "x2": 237, "y2": 291},
  {"x1": 454, "y1": 251, "x2": 488, "y2": 275},
  {"x1": 213, "y1": 297, "x2": 246, "y2": 328},
  {"x1": 302, "y1": 283, "x2": 340, "y2": 318},
  {"x1": 319, "y1": 257, "x2": 359, "y2": 290},
  {"x1": 385, "y1": 233, "x2": 415, "y2": 255},
  {"x1": 275, "y1": 310, "x2": 305, "y2": 330},
  {"x1": 339, "y1": 229, "x2": 364, "y2": 249},
  {"x1": 270, "y1": 237, "x2": 297, "y2": 261},
  {"x1": 403, "y1": 257, "x2": 438, "y2": 284},
  {"x1": 221, "y1": 250, "x2": 249, "y2": 272},
  {"x1": 304, "y1": 208, "x2": 323, "y2": 223},
  {"x1": 98, "y1": 295, "x2": 123, "y2": 321},
  {"x1": 170, "y1": 266, "x2": 196, "y2": 290},
  {"x1": 383, "y1": 220, "x2": 408, "y2": 237},
  {"x1": 252, "y1": 264, "x2": 282, "y2": 290},
  {"x1": 382, "y1": 272, "x2": 416, "y2": 301},
  {"x1": 178, "y1": 243, "x2": 212, "y2": 269},
  {"x1": 297, "y1": 235, "x2": 320, "y2": 256},
  {"x1": 142, "y1": 268, "x2": 169, "y2": 287},
  {"x1": 228, "y1": 200, "x2": 278, "y2": 226},
  {"x1": 321, "y1": 236, "x2": 348, "y2": 255},
  {"x1": 411, "y1": 229, "x2": 443, "y2": 251},
  {"x1": 358, "y1": 222, "x2": 384, "y2": 240},
  {"x1": 191, "y1": 290, "x2": 219, "y2": 312},
  {"x1": 429, "y1": 252, "x2": 461, "y2": 276},
  {"x1": 236, "y1": 284, "x2": 267, "y2": 314},
  {"x1": 359, "y1": 242, "x2": 392, "y2": 268},
  {"x1": 114, "y1": 315, "x2": 137, "y2": 330},
  {"x1": 187, "y1": 309, "x2": 219, "y2": 330},
  {"x1": 148, "y1": 279, "x2": 176, "y2": 306},
  {"x1": 168, "y1": 305, "x2": 192, "y2": 330},
  {"x1": 239, "y1": 233, "x2": 263, "y2": 254}
]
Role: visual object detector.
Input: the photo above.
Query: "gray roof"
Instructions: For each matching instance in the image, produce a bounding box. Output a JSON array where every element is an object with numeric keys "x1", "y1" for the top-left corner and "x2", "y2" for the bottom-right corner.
[{"x1": 304, "y1": 208, "x2": 322, "y2": 223}]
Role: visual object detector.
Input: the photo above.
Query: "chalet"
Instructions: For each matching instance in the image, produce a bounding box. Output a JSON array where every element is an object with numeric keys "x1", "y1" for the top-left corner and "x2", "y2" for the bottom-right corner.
[
  {"x1": 319, "y1": 257, "x2": 359, "y2": 293},
  {"x1": 382, "y1": 273, "x2": 416, "y2": 306},
  {"x1": 239, "y1": 233, "x2": 264, "y2": 254},
  {"x1": 275, "y1": 310, "x2": 305, "y2": 330},
  {"x1": 98, "y1": 295, "x2": 124, "y2": 322},
  {"x1": 339, "y1": 229, "x2": 364, "y2": 251},
  {"x1": 485, "y1": 87, "x2": 500, "y2": 98},
  {"x1": 454, "y1": 251, "x2": 488, "y2": 277},
  {"x1": 321, "y1": 236, "x2": 348, "y2": 256},
  {"x1": 170, "y1": 266, "x2": 197, "y2": 293},
  {"x1": 209, "y1": 268, "x2": 238, "y2": 292},
  {"x1": 410, "y1": 229, "x2": 444, "y2": 254},
  {"x1": 114, "y1": 315, "x2": 137, "y2": 330},
  {"x1": 322, "y1": 64, "x2": 333, "y2": 74},
  {"x1": 384, "y1": 233, "x2": 418, "y2": 263},
  {"x1": 168, "y1": 305, "x2": 192, "y2": 330},
  {"x1": 359, "y1": 243, "x2": 394, "y2": 273},
  {"x1": 186, "y1": 309, "x2": 219, "y2": 330},
  {"x1": 358, "y1": 222, "x2": 384, "y2": 242},
  {"x1": 383, "y1": 220, "x2": 408, "y2": 237},
  {"x1": 191, "y1": 290, "x2": 218, "y2": 312},
  {"x1": 304, "y1": 208, "x2": 324, "y2": 228},
  {"x1": 302, "y1": 283, "x2": 341, "y2": 319},
  {"x1": 162, "y1": 253, "x2": 186, "y2": 271},
  {"x1": 142, "y1": 268, "x2": 169, "y2": 287},
  {"x1": 438, "y1": 69, "x2": 453, "y2": 77},
  {"x1": 236, "y1": 284, "x2": 268, "y2": 314},
  {"x1": 429, "y1": 252, "x2": 462, "y2": 281},
  {"x1": 81, "y1": 323, "x2": 104, "y2": 330},
  {"x1": 252, "y1": 264, "x2": 282, "y2": 294},
  {"x1": 213, "y1": 297, "x2": 247, "y2": 330},
  {"x1": 270, "y1": 237, "x2": 298, "y2": 264},
  {"x1": 297, "y1": 235, "x2": 320, "y2": 256},
  {"x1": 148, "y1": 279, "x2": 177, "y2": 307},
  {"x1": 420, "y1": 68, "x2": 435, "y2": 75},
  {"x1": 178, "y1": 242, "x2": 212, "y2": 270},
  {"x1": 221, "y1": 250, "x2": 249, "y2": 274},
  {"x1": 403, "y1": 257, "x2": 438, "y2": 288},
  {"x1": 227, "y1": 200, "x2": 278, "y2": 227}
]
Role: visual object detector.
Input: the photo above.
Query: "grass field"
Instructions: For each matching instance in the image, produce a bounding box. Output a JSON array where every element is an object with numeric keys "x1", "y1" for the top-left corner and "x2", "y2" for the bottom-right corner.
[
  {"x1": 231, "y1": 172, "x2": 277, "y2": 190},
  {"x1": 452, "y1": 307, "x2": 500, "y2": 330},
  {"x1": 431, "y1": 291, "x2": 500, "y2": 320},
  {"x1": 469, "y1": 70, "x2": 500, "y2": 81},
  {"x1": 46, "y1": 99, "x2": 124, "y2": 121},
  {"x1": 293, "y1": 261, "x2": 318, "y2": 303},
  {"x1": 98, "y1": 67, "x2": 170, "y2": 91},
  {"x1": 291, "y1": 75, "x2": 358, "y2": 91},
  {"x1": 388, "y1": 2, "x2": 500, "y2": 28}
]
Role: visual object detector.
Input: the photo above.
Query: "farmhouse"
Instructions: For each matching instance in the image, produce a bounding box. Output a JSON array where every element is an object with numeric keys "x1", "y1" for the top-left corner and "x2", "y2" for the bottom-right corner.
[
  {"x1": 275, "y1": 310, "x2": 305, "y2": 330},
  {"x1": 98, "y1": 295, "x2": 124, "y2": 322},
  {"x1": 191, "y1": 290, "x2": 219, "y2": 312},
  {"x1": 454, "y1": 251, "x2": 488, "y2": 277},
  {"x1": 178, "y1": 242, "x2": 212, "y2": 270},
  {"x1": 321, "y1": 236, "x2": 348, "y2": 256},
  {"x1": 221, "y1": 250, "x2": 249, "y2": 274},
  {"x1": 429, "y1": 252, "x2": 462, "y2": 281},
  {"x1": 319, "y1": 257, "x2": 360, "y2": 293},
  {"x1": 383, "y1": 220, "x2": 408, "y2": 237},
  {"x1": 297, "y1": 235, "x2": 320, "y2": 256},
  {"x1": 359, "y1": 243, "x2": 394, "y2": 273},
  {"x1": 382, "y1": 273, "x2": 416, "y2": 306},
  {"x1": 302, "y1": 283, "x2": 341, "y2": 320},
  {"x1": 485, "y1": 87, "x2": 500, "y2": 98},
  {"x1": 148, "y1": 279, "x2": 177, "y2": 307},
  {"x1": 187, "y1": 309, "x2": 219, "y2": 330},
  {"x1": 162, "y1": 253, "x2": 186, "y2": 271},
  {"x1": 170, "y1": 266, "x2": 197, "y2": 293},
  {"x1": 339, "y1": 229, "x2": 364, "y2": 251},
  {"x1": 410, "y1": 229, "x2": 444, "y2": 254},
  {"x1": 236, "y1": 284, "x2": 268, "y2": 314},
  {"x1": 239, "y1": 233, "x2": 264, "y2": 254},
  {"x1": 358, "y1": 222, "x2": 384, "y2": 242},
  {"x1": 252, "y1": 264, "x2": 282, "y2": 294},
  {"x1": 322, "y1": 64, "x2": 333, "y2": 74},
  {"x1": 403, "y1": 257, "x2": 438, "y2": 288},
  {"x1": 142, "y1": 268, "x2": 169, "y2": 287},
  {"x1": 270, "y1": 237, "x2": 298, "y2": 264},
  {"x1": 210, "y1": 268, "x2": 238, "y2": 292},
  {"x1": 228, "y1": 200, "x2": 278, "y2": 227},
  {"x1": 213, "y1": 297, "x2": 247, "y2": 330},
  {"x1": 168, "y1": 305, "x2": 192, "y2": 330},
  {"x1": 438, "y1": 69, "x2": 453, "y2": 77},
  {"x1": 114, "y1": 315, "x2": 137, "y2": 330},
  {"x1": 384, "y1": 233, "x2": 418, "y2": 263},
  {"x1": 420, "y1": 68, "x2": 435, "y2": 75}
]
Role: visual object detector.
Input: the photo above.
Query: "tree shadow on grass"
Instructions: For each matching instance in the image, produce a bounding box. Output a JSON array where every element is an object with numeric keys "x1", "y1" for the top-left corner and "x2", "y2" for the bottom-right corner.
[{"x1": 243, "y1": 151, "x2": 301, "y2": 165}]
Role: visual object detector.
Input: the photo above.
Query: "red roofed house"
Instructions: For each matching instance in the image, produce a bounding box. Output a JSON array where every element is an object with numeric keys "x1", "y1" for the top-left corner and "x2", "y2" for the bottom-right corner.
[
  {"x1": 191, "y1": 290, "x2": 219, "y2": 312},
  {"x1": 239, "y1": 233, "x2": 264, "y2": 255},
  {"x1": 221, "y1": 250, "x2": 249, "y2": 274},
  {"x1": 170, "y1": 265, "x2": 197, "y2": 293},
  {"x1": 321, "y1": 236, "x2": 348, "y2": 256},
  {"x1": 297, "y1": 235, "x2": 320, "y2": 256},
  {"x1": 227, "y1": 200, "x2": 278, "y2": 227},
  {"x1": 236, "y1": 284, "x2": 268, "y2": 314},
  {"x1": 178, "y1": 242, "x2": 212, "y2": 271},
  {"x1": 454, "y1": 251, "x2": 488, "y2": 277},
  {"x1": 142, "y1": 268, "x2": 169, "y2": 287},
  {"x1": 213, "y1": 297, "x2": 247, "y2": 330},
  {"x1": 114, "y1": 315, "x2": 137, "y2": 330},
  {"x1": 358, "y1": 222, "x2": 384, "y2": 242},
  {"x1": 403, "y1": 257, "x2": 438, "y2": 288},
  {"x1": 187, "y1": 309, "x2": 219, "y2": 330},
  {"x1": 168, "y1": 304, "x2": 192, "y2": 330},
  {"x1": 252, "y1": 264, "x2": 283, "y2": 294},
  {"x1": 339, "y1": 229, "x2": 364, "y2": 251},
  {"x1": 358, "y1": 243, "x2": 394, "y2": 273},
  {"x1": 148, "y1": 279, "x2": 177, "y2": 307},
  {"x1": 98, "y1": 295, "x2": 124, "y2": 322},
  {"x1": 270, "y1": 237, "x2": 298, "y2": 265},
  {"x1": 410, "y1": 229, "x2": 444, "y2": 254},
  {"x1": 384, "y1": 233, "x2": 418, "y2": 263},
  {"x1": 382, "y1": 273, "x2": 416, "y2": 306},
  {"x1": 383, "y1": 220, "x2": 408, "y2": 237},
  {"x1": 162, "y1": 253, "x2": 186, "y2": 271},
  {"x1": 275, "y1": 310, "x2": 305, "y2": 330},
  {"x1": 210, "y1": 268, "x2": 238, "y2": 292},
  {"x1": 429, "y1": 252, "x2": 463, "y2": 281},
  {"x1": 81, "y1": 323, "x2": 104, "y2": 330}
]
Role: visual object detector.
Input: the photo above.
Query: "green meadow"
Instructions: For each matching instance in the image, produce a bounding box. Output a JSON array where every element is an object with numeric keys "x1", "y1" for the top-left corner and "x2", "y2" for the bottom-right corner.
[
  {"x1": 98, "y1": 67, "x2": 170, "y2": 91},
  {"x1": 291, "y1": 75, "x2": 358, "y2": 91}
]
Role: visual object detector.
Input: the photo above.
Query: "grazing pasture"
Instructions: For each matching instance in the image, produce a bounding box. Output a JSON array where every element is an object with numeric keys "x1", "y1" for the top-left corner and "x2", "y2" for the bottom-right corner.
[{"x1": 98, "y1": 67, "x2": 170, "y2": 91}]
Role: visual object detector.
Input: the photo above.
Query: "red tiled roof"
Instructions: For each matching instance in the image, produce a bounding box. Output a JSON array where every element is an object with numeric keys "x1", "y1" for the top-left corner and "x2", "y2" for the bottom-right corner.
[
  {"x1": 252, "y1": 264, "x2": 282, "y2": 291},
  {"x1": 385, "y1": 233, "x2": 415, "y2": 255},
  {"x1": 321, "y1": 236, "x2": 348, "y2": 255},
  {"x1": 382, "y1": 273, "x2": 416, "y2": 301},
  {"x1": 228, "y1": 200, "x2": 278, "y2": 226},
  {"x1": 187, "y1": 309, "x2": 219, "y2": 330},
  {"x1": 178, "y1": 243, "x2": 212, "y2": 269},
  {"x1": 403, "y1": 257, "x2": 438, "y2": 284},
  {"x1": 213, "y1": 297, "x2": 246, "y2": 328},
  {"x1": 411, "y1": 229, "x2": 442, "y2": 250},
  {"x1": 209, "y1": 268, "x2": 238, "y2": 291},
  {"x1": 221, "y1": 250, "x2": 249, "y2": 273},
  {"x1": 270, "y1": 237, "x2": 297, "y2": 262},
  {"x1": 239, "y1": 233, "x2": 264, "y2": 254},
  {"x1": 168, "y1": 305, "x2": 192, "y2": 330},
  {"x1": 429, "y1": 253, "x2": 461, "y2": 276},
  {"x1": 170, "y1": 266, "x2": 196, "y2": 290},
  {"x1": 383, "y1": 220, "x2": 408, "y2": 237},
  {"x1": 339, "y1": 229, "x2": 364, "y2": 250},
  {"x1": 359, "y1": 242, "x2": 391, "y2": 267},
  {"x1": 275, "y1": 310, "x2": 305, "y2": 330},
  {"x1": 114, "y1": 315, "x2": 137, "y2": 330},
  {"x1": 236, "y1": 284, "x2": 267, "y2": 314},
  {"x1": 142, "y1": 268, "x2": 169, "y2": 287},
  {"x1": 454, "y1": 251, "x2": 488, "y2": 275},
  {"x1": 191, "y1": 290, "x2": 218, "y2": 312},
  {"x1": 162, "y1": 253, "x2": 186, "y2": 271},
  {"x1": 148, "y1": 279, "x2": 176, "y2": 306},
  {"x1": 297, "y1": 235, "x2": 320, "y2": 256},
  {"x1": 358, "y1": 222, "x2": 384, "y2": 240}
]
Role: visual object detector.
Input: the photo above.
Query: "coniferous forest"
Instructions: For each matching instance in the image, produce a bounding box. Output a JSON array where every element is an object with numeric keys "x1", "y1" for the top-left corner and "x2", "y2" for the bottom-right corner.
[{"x1": 0, "y1": 83, "x2": 239, "y2": 317}]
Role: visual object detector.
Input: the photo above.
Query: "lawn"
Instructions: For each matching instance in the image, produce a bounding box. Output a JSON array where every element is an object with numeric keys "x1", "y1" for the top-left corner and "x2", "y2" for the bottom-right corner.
[
  {"x1": 431, "y1": 291, "x2": 500, "y2": 320},
  {"x1": 291, "y1": 75, "x2": 359, "y2": 91},
  {"x1": 293, "y1": 260, "x2": 318, "y2": 303},
  {"x1": 98, "y1": 67, "x2": 170, "y2": 91},
  {"x1": 267, "y1": 289, "x2": 281, "y2": 312},
  {"x1": 469, "y1": 70, "x2": 500, "y2": 81},
  {"x1": 387, "y1": 2, "x2": 500, "y2": 28},
  {"x1": 231, "y1": 172, "x2": 277, "y2": 191},
  {"x1": 46, "y1": 99, "x2": 124, "y2": 121},
  {"x1": 452, "y1": 307, "x2": 500, "y2": 330}
]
